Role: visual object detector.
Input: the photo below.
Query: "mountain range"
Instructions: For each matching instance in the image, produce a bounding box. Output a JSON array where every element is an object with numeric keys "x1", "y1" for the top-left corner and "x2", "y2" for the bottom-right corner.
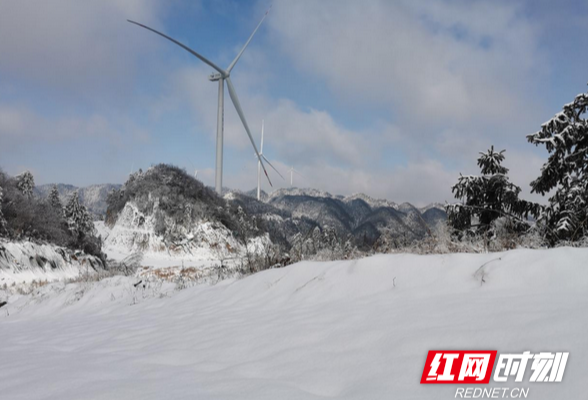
[
  {"x1": 229, "y1": 187, "x2": 446, "y2": 249},
  {"x1": 36, "y1": 173, "x2": 447, "y2": 251}
]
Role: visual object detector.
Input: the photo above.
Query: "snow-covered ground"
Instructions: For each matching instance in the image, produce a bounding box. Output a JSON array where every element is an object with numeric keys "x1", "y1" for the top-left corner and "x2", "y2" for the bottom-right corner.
[{"x1": 1, "y1": 247, "x2": 587, "y2": 399}]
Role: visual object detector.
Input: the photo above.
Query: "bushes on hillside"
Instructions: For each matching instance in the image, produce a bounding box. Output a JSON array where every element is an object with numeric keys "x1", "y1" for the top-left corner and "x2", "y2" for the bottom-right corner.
[{"x1": 0, "y1": 170, "x2": 104, "y2": 261}]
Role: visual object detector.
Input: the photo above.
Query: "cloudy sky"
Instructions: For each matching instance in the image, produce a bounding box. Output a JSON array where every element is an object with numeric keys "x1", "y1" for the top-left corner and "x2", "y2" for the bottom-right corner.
[{"x1": 1, "y1": 0, "x2": 587, "y2": 205}]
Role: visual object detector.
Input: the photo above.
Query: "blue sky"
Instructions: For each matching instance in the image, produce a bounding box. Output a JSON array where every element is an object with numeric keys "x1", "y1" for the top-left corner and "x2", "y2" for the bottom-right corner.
[{"x1": 1, "y1": 0, "x2": 587, "y2": 205}]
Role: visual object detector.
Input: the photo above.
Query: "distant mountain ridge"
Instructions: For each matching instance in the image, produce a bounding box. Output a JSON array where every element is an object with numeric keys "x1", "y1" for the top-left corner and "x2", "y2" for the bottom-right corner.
[{"x1": 226, "y1": 187, "x2": 447, "y2": 249}]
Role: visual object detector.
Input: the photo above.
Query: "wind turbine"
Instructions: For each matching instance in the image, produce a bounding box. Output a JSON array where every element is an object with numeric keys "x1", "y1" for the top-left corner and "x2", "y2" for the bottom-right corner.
[
  {"x1": 186, "y1": 160, "x2": 199, "y2": 181},
  {"x1": 128, "y1": 7, "x2": 273, "y2": 195},
  {"x1": 256, "y1": 120, "x2": 284, "y2": 200},
  {"x1": 289, "y1": 167, "x2": 304, "y2": 187}
]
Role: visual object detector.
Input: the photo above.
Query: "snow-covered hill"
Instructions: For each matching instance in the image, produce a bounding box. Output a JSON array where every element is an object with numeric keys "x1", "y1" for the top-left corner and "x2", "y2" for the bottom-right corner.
[
  {"x1": 1, "y1": 247, "x2": 586, "y2": 399},
  {"x1": 101, "y1": 203, "x2": 269, "y2": 267},
  {"x1": 103, "y1": 165, "x2": 270, "y2": 268}
]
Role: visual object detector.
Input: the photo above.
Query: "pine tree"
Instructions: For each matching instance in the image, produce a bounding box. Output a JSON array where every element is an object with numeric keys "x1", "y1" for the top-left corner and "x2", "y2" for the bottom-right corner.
[
  {"x1": 16, "y1": 171, "x2": 35, "y2": 198},
  {"x1": 527, "y1": 88, "x2": 588, "y2": 242},
  {"x1": 49, "y1": 185, "x2": 62, "y2": 210},
  {"x1": 0, "y1": 186, "x2": 7, "y2": 234},
  {"x1": 311, "y1": 226, "x2": 322, "y2": 252},
  {"x1": 65, "y1": 191, "x2": 95, "y2": 238},
  {"x1": 446, "y1": 146, "x2": 538, "y2": 236}
]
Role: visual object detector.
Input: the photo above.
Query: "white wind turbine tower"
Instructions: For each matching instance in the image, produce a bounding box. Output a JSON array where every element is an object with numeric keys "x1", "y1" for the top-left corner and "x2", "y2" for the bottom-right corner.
[
  {"x1": 289, "y1": 167, "x2": 304, "y2": 187},
  {"x1": 256, "y1": 120, "x2": 284, "y2": 200},
  {"x1": 128, "y1": 7, "x2": 273, "y2": 195},
  {"x1": 187, "y1": 160, "x2": 199, "y2": 180}
]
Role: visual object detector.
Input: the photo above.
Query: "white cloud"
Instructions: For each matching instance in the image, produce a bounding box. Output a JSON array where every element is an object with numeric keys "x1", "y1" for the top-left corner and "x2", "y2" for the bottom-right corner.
[
  {"x1": 503, "y1": 149, "x2": 551, "y2": 204},
  {"x1": 0, "y1": 0, "x2": 166, "y2": 99},
  {"x1": 0, "y1": 104, "x2": 148, "y2": 149},
  {"x1": 268, "y1": 0, "x2": 545, "y2": 129}
]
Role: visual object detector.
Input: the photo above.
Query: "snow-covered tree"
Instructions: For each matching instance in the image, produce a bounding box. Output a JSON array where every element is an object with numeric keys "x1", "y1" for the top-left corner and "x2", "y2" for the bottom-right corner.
[
  {"x1": 343, "y1": 235, "x2": 357, "y2": 259},
  {"x1": 16, "y1": 171, "x2": 35, "y2": 198},
  {"x1": 65, "y1": 191, "x2": 95, "y2": 238},
  {"x1": 527, "y1": 88, "x2": 588, "y2": 242},
  {"x1": 311, "y1": 226, "x2": 322, "y2": 252},
  {"x1": 446, "y1": 147, "x2": 538, "y2": 236},
  {"x1": 0, "y1": 186, "x2": 7, "y2": 234},
  {"x1": 49, "y1": 185, "x2": 62, "y2": 210}
]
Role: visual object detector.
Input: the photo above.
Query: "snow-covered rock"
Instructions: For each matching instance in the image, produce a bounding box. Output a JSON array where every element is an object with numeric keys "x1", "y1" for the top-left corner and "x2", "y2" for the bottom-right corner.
[{"x1": 103, "y1": 201, "x2": 271, "y2": 263}]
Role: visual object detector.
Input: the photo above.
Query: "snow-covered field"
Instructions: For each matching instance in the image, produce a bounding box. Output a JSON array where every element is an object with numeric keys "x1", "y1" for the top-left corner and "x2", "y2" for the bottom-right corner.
[{"x1": 1, "y1": 248, "x2": 587, "y2": 399}]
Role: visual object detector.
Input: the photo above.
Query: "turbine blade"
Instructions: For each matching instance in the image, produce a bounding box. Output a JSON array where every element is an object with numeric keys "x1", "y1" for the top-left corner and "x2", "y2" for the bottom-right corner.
[
  {"x1": 262, "y1": 155, "x2": 285, "y2": 180},
  {"x1": 225, "y1": 77, "x2": 272, "y2": 187},
  {"x1": 127, "y1": 20, "x2": 225, "y2": 75},
  {"x1": 226, "y1": 6, "x2": 271, "y2": 73},
  {"x1": 260, "y1": 119, "x2": 265, "y2": 153},
  {"x1": 292, "y1": 168, "x2": 305, "y2": 178}
]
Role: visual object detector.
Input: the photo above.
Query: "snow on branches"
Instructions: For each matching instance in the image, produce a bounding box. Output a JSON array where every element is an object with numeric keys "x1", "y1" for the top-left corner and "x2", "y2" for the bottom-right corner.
[
  {"x1": 0, "y1": 186, "x2": 7, "y2": 234},
  {"x1": 527, "y1": 88, "x2": 588, "y2": 242},
  {"x1": 65, "y1": 191, "x2": 95, "y2": 238},
  {"x1": 16, "y1": 171, "x2": 35, "y2": 198},
  {"x1": 446, "y1": 146, "x2": 538, "y2": 237},
  {"x1": 48, "y1": 185, "x2": 62, "y2": 210}
]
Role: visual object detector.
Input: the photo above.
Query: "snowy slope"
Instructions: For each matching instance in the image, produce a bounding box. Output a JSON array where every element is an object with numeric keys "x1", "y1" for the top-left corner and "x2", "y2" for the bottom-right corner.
[
  {"x1": 1, "y1": 247, "x2": 587, "y2": 399},
  {"x1": 0, "y1": 239, "x2": 104, "y2": 288},
  {"x1": 100, "y1": 203, "x2": 270, "y2": 268}
]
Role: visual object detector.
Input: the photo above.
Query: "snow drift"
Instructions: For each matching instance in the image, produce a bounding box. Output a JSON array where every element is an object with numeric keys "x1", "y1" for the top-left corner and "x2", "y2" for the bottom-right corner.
[{"x1": 1, "y1": 247, "x2": 586, "y2": 399}]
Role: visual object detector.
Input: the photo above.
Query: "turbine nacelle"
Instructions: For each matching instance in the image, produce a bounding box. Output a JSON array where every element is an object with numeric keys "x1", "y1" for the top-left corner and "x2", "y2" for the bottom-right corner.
[{"x1": 208, "y1": 72, "x2": 226, "y2": 82}]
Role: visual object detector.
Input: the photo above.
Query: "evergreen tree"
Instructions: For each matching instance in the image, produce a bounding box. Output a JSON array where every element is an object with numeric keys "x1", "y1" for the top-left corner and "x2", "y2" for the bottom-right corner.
[
  {"x1": 65, "y1": 191, "x2": 95, "y2": 238},
  {"x1": 311, "y1": 226, "x2": 322, "y2": 252},
  {"x1": 0, "y1": 186, "x2": 6, "y2": 234},
  {"x1": 446, "y1": 146, "x2": 538, "y2": 235},
  {"x1": 16, "y1": 171, "x2": 35, "y2": 198},
  {"x1": 527, "y1": 88, "x2": 588, "y2": 242},
  {"x1": 49, "y1": 185, "x2": 62, "y2": 210}
]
